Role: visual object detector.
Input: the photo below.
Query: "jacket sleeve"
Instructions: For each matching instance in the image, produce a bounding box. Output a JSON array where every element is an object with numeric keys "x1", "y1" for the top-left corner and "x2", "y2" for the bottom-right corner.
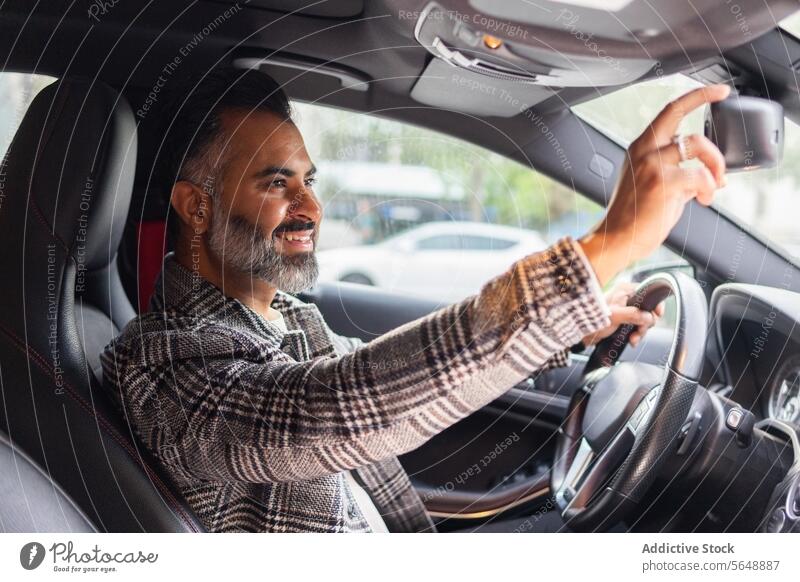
[
  {"x1": 331, "y1": 326, "x2": 574, "y2": 371},
  {"x1": 120, "y1": 237, "x2": 611, "y2": 484}
]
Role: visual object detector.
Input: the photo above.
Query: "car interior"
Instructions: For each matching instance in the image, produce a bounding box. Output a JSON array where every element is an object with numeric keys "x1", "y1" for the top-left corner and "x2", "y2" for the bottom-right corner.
[{"x1": 2, "y1": 0, "x2": 800, "y2": 533}]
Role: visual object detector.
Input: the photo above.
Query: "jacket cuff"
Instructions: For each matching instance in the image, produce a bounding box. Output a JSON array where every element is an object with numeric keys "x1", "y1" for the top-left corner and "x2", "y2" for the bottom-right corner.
[
  {"x1": 571, "y1": 236, "x2": 607, "y2": 306},
  {"x1": 540, "y1": 347, "x2": 570, "y2": 371},
  {"x1": 495, "y1": 236, "x2": 612, "y2": 358}
]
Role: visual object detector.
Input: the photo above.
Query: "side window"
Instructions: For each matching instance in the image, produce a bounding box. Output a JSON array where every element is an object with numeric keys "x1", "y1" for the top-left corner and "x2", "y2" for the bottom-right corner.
[
  {"x1": 292, "y1": 102, "x2": 602, "y2": 302},
  {"x1": 0, "y1": 73, "x2": 56, "y2": 159}
]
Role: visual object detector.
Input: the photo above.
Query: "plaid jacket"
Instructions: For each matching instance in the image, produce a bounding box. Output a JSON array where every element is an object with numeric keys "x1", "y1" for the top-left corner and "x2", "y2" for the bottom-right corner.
[{"x1": 100, "y1": 237, "x2": 610, "y2": 532}]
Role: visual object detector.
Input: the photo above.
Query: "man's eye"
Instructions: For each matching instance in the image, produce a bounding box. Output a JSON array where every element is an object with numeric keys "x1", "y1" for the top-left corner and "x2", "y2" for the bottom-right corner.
[
  {"x1": 266, "y1": 180, "x2": 286, "y2": 189},
  {"x1": 304, "y1": 177, "x2": 317, "y2": 187}
]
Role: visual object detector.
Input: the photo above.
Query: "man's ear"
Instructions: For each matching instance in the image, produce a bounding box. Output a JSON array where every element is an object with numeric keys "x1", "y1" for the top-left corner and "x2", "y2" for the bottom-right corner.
[{"x1": 171, "y1": 180, "x2": 212, "y2": 236}]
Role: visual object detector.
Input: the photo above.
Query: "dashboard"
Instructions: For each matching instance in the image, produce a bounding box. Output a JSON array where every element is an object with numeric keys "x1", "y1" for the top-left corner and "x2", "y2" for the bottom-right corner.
[{"x1": 711, "y1": 283, "x2": 800, "y2": 424}]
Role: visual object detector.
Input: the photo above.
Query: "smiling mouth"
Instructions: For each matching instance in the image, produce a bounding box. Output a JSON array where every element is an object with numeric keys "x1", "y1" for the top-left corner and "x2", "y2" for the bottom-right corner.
[
  {"x1": 275, "y1": 229, "x2": 313, "y2": 242},
  {"x1": 274, "y1": 225, "x2": 315, "y2": 251}
]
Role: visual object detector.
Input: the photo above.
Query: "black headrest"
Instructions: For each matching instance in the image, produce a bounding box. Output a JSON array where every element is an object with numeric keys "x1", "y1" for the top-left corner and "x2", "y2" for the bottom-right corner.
[{"x1": 1, "y1": 77, "x2": 136, "y2": 272}]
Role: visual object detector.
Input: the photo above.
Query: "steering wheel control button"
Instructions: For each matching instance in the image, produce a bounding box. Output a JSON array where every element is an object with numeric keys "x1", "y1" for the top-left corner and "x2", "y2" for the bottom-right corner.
[
  {"x1": 628, "y1": 391, "x2": 659, "y2": 432},
  {"x1": 725, "y1": 407, "x2": 756, "y2": 447},
  {"x1": 629, "y1": 402, "x2": 648, "y2": 431},
  {"x1": 767, "y1": 508, "x2": 787, "y2": 533},
  {"x1": 726, "y1": 408, "x2": 743, "y2": 430}
]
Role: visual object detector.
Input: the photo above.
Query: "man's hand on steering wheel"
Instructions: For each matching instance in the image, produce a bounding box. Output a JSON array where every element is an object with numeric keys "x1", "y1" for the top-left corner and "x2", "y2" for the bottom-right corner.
[{"x1": 581, "y1": 282, "x2": 665, "y2": 349}]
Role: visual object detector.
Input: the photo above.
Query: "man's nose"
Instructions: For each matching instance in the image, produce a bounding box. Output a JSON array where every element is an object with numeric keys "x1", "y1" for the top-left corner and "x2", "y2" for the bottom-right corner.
[{"x1": 288, "y1": 187, "x2": 322, "y2": 225}]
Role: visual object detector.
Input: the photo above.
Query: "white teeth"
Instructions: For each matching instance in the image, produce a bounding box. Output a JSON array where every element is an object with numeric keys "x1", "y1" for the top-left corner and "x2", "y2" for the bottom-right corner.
[{"x1": 281, "y1": 233, "x2": 310, "y2": 242}]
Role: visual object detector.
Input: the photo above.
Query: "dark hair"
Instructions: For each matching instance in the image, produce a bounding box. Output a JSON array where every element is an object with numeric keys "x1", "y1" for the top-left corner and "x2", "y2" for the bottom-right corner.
[{"x1": 159, "y1": 67, "x2": 292, "y2": 240}]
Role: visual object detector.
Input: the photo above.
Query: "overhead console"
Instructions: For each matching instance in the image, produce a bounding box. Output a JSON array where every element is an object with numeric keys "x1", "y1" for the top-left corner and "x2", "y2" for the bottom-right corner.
[
  {"x1": 413, "y1": 1, "x2": 653, "y2": 88},
  {"x1": 400, "y1": 0, "x2": 800, "y2": 117}
]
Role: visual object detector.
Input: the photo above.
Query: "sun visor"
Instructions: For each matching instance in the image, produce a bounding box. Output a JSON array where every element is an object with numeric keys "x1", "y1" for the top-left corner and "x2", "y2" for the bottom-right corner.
[{"x1": 410, "y1": 57, "x2": 556, "y2": 117}]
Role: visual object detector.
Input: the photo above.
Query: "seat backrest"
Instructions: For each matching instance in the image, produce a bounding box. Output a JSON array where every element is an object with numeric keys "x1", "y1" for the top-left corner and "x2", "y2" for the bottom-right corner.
[
  {"x1": 0, "y1": 77, "x2": 204, "y2": 532},
  {"x1": 0, "y1": 429, "x2": 96, "y2": 533}
]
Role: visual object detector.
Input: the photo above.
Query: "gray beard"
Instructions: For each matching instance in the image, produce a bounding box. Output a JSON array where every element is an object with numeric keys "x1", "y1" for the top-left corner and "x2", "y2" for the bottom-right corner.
[{"x1": 207, "y1": 209, "x2": 319, "y2": 293}]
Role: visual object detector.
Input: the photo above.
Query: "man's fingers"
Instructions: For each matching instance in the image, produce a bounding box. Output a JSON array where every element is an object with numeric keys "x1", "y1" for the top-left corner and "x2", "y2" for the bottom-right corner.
[
  {"x1": 612, "y1": 306, "x2": 655, "y2": 327},
  {"x1": 657, "y1": 134, "x2": 727, "y2": 186},
  {"x1": 640, "y1": 84, "x2": 731, "y2": 150},
  {"x1": 689, "y1": 167, "x2": 717, "y2": 206},
  {"x1": 614, "y1": 281, "x2": 637, "y2": 296},
  {"x1": 688, "y1": 135, "x2": 727, "y2": 186},
  {"x1": 667, "y1": 165, "x2": 717, "y2": 206},
  {"x1": 607, "y1": 281, "x2": 637, "y2": 305}
]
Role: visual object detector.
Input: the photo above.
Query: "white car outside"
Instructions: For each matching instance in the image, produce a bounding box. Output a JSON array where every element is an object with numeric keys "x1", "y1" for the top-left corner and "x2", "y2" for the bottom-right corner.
[{"x1": 316, "y1": 221, "x2": 548, "y2": 303}]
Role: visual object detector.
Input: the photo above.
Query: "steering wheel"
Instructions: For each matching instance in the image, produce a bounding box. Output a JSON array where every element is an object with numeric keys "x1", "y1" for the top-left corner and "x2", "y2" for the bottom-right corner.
[{"x1": 550, "y1": 271, "x2": 708, "y2": 531}]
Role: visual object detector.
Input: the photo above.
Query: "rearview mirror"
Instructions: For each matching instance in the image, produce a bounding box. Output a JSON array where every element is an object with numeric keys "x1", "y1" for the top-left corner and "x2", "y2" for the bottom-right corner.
[{"x1": 704, "y1": 95, "x2": 784, "y2": 172}]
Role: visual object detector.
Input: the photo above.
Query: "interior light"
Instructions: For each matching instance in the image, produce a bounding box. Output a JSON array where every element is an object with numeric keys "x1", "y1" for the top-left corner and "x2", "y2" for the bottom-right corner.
[{"x1": 483, "y1": 34, "x2": 503, "y2": 49}]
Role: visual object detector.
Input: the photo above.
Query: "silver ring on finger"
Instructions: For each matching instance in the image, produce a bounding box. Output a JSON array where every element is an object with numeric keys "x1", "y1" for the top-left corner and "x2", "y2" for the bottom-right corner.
[{"x1": 672, "y1": 133, "x2": 689, "y2": 163}]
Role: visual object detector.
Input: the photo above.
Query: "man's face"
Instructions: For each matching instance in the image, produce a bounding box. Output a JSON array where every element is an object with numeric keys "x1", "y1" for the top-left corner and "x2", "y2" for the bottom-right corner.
[{"x1": 206, "y1": 108, "x2": 322, "y2": 293}]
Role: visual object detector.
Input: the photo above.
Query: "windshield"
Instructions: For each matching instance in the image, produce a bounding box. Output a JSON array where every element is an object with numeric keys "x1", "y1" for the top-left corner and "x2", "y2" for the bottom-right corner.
[{"x1": 574, "y1": 74, "x2": 800, "y2": 262}]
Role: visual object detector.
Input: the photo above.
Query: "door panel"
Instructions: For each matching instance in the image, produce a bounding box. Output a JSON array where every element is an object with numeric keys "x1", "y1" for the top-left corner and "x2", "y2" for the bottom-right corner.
[{"x1": 298, "y1": 280, "x2": 443, "y2": 340}]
